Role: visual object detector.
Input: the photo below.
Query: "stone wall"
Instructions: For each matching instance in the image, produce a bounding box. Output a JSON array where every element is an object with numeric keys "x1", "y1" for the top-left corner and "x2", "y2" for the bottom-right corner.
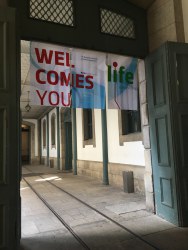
[
  {"x1": 147, "y1": 0, "x2": 184, "y2": 52},
  {"x1": 77, "y1": 160, "x2": 103, "y2": 181},
  {"x1": 108, "y1": 163, "x2": 145, "y2": 194},
  {"x1": 138, "y1": 60, "x2": 154, "y2": 211},
  {"x1": 77, "y1": 160, "x2": 145, "y2": 194}
]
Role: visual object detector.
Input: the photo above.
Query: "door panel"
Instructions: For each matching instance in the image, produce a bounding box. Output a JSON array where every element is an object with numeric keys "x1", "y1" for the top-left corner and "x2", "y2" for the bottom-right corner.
[
  {"x1": 146, "y1": 44, "x2": 179, "y2": 225},
  {"x1": 168, "y1": 43, "x2": 188, "y2": 226},
  {"x1": 0, "y1": 7, "x2": 20, "y2": 249}
]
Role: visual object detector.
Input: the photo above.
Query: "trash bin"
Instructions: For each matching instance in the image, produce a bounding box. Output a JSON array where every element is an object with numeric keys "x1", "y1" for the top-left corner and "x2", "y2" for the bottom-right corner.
[{"x1": 122, "y1": 171, "x2": 134, "y2": 193}]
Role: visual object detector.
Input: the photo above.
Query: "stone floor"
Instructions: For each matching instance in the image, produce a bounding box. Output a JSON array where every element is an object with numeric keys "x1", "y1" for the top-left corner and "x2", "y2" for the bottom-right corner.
[{"x1": 20, "y1": 165, "x2": 188, "y2": 250}]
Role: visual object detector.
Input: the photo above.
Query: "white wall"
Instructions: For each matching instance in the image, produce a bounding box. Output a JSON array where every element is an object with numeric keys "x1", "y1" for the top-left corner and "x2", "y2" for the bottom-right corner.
[
  {"x1": 76, "y1": 108, "x2": 145, "y2": 166},
  {"x1": 107, "y1": 110, "x2": 145, "y2": 166},
  {"x1": 23, "y1": 119, "x2": 38, "y2": 156},
  {"x1": 182, "y1": 0, "x2": 188, "y2": 42},
  {"x1": 77, "y1": 109, "x2": 103, "y2": 162}
]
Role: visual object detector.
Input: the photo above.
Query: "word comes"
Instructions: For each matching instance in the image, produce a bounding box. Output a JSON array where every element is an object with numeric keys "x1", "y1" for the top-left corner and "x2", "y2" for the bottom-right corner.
[
  {"x1": 36, "y1": 69, "x2": 94, "y2": 89},
  {"x1": 108, "y1": 62, "x2": 133, "y2": 84}
]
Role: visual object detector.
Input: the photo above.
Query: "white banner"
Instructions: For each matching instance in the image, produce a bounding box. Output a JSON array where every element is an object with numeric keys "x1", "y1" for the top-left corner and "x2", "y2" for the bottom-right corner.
[
  {"x1": 71, "y1": 48, "x2": 106, "y2": 109},
  {"x1": 30, "y1": 42, "x2": 138, "y2": 110},
  {"x1": 107, "y1": 54, "x2": 138, "y2": 110},
  {"x1": 30, "y1": 42, "x2": 71, "y2": 107}
]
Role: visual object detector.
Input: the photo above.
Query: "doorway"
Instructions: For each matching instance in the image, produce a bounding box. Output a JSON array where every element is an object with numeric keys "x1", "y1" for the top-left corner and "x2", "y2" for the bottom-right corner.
[{"x1": 21, "y1": 125, "x2": 30, "y2": 164}]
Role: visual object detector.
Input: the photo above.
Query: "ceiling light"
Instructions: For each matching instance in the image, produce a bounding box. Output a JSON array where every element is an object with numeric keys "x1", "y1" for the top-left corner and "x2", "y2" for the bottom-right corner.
[{"x1": 25, "y1": 91, "x2": 31, "y2": 112}]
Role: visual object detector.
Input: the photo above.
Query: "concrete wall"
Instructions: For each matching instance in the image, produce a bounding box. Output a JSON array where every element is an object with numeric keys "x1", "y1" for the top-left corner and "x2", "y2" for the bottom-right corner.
[
  {"x1": 107, "y1": 109, "x2": 145, "y2": 166},
  {"x1": 182, "y1": 0, "x2": 188, "y2": 42},
  {"x1": 77, "y1": 109, "x2": 103, "y2": 162},
  {"x1": 148, "y1": 0, "x2": 185, "y2": 52}
]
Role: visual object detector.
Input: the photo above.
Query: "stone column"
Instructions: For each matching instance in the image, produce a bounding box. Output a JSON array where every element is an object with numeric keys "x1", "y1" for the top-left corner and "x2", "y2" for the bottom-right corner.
[
  {"x1": 138, "y1": 60, "x2": 155, "y2": 212},
  {"x1": 60, "y1": 109, "x2": 66, "y2": 170}
]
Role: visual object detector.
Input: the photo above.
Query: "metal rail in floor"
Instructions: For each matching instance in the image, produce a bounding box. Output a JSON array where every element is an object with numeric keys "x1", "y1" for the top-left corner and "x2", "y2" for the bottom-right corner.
[{"x1": 23, "y1": 167, "x2": 159, "y2": 250}]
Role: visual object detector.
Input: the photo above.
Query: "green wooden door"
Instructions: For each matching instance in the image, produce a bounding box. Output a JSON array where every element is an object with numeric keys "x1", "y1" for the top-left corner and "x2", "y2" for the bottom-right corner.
[
  {"x1": 0, "y1": 7, "x2": 20, "y2": 249},
  {"x1": 146, "y1": 44, "x2": 179, "y2": 225},
  {"x1": 168, "y1": 42, "x2": 188, "y2": 226}
]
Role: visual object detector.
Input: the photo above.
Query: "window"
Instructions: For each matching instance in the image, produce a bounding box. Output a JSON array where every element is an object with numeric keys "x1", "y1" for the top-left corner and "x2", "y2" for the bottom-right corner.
[
  {"x1": 119, "y1": 94, "x2": 142, "y2": 144},
  {"x1": 100, "y1": 8, "x2": 135, "y2": 39},
  {"x1": 42, "y1": 120, "x2": 46, "y2": 147},
  {"x1": 29, "y1": 0, "x2": 75, "y2": 27},
  {"x1": 121, "y1": 110, "x2": 141, "y2": 135},
  {"x1": 82, "y1": 109, "x2": 96, "y2": 147},
  {"x1": 51, "y1": 114, "x2": 56, "y2": 147},
  {"x1": 83, "y1": 109, "x2": 93, "y2": 140}
]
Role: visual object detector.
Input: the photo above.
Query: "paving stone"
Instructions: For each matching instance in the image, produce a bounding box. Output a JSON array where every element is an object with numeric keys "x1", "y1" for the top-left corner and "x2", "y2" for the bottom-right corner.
[
  {"x1": 143, "y1": 227, "x2": 188, "y2": 250},
  {"x1": 21, "y1": 165, "x2": 187, "y2": 250},
  {"x1": 121, "y1": 215, "x2": 175, "y2": 236},
  {"x1": 105, "y1": 200, "x2": 146, "y2": 214}
]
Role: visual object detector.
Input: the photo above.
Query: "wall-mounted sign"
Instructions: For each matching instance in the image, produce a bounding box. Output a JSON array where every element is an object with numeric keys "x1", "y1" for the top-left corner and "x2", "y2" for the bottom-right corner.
[{"x1": 30, "y1": 42, "x2": 138, "y2": 110}]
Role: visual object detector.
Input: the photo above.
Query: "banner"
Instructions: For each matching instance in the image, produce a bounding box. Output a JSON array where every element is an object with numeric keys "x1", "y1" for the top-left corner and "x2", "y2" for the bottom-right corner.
[
  {"x1": 71, "y1": 48, "x2": 106, "y2": 109},
  {"x1": 30, "y1": 42, "x2": 106, "y2": 109},
  {"x1": 30, "y1": 42, "x2": 138, "y2": 110},
  {"x1": 30, "y1": 42, "x2": 71, "y2": 107},
  {"x1": 107, "y1": 54, "x2": 138, "y2": 110}
]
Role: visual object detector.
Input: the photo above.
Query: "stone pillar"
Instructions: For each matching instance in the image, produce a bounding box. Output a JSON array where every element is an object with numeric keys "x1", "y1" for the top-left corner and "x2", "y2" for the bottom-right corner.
[
  {"x1": 147, "y1": 0, "x2": 185, "y2": 52},
  {"x1": 60, "y1": 110, "x2": 66, "y2": 170},
  {"x1": 72, "y1": 108, "x2": 77, "y2": 175},
  {"x1": 38, "y1": 119, "x2": 41, "y2": 164},
  {"x1": 138, "y1": 60, "x2": 155, "y2": 212},
  {"x1": 56, "y1": 107, "x2": 60, "y2": 170}
]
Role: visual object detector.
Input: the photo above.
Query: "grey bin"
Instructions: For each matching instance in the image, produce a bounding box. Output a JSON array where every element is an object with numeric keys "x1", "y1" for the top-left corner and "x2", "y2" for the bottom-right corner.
[{"x1": 122, "y1": 171, "x2": 134, "y2": 193}]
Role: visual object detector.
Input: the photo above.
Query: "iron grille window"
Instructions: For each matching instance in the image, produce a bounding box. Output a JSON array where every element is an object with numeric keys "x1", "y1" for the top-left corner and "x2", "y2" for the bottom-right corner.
[
  {"x1": 29, "y1": 0, "x2": 74, "y2": 26},
  {"x1": 83, "y1": 109, "x2": 93, "y2": 140},
  {"x1": 100, "y1": 8, "x2": 135, "y2": 39}
]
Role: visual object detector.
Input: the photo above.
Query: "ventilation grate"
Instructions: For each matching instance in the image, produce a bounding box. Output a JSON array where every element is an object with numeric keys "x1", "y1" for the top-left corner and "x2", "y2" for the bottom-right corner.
[
  {"x1": 100, "y1": 8, "x2": 135, "y2": 39},
  {"x1": 29, "y1": 0, "x2": 74, "y2": 26}
]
